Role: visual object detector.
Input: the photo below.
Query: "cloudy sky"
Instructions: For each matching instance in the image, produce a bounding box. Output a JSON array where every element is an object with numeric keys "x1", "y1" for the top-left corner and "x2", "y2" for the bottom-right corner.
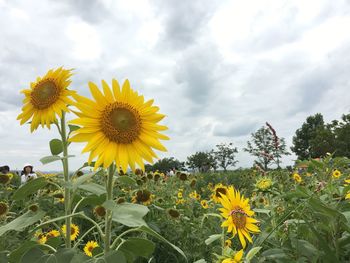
[{"x1": 1, "y1": 0, "x2": 349, "y2": 172}]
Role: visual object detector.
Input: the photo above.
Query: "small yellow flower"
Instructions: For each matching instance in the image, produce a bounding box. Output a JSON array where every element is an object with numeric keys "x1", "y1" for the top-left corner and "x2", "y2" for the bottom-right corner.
[
  {"x1": 293, "y1": 173, "x2": 302, "y2": 183},
  {"x1": 201, "y1": 200, "x2": 209, "y2": 209},
  {"x1": 224, "y1": 239, "x2": 232, "y2": 247},
  {"x1": 221, "y1": 249, "x2": 244, "y2": 263},
  {"x1": 35, "y1": 231, "x2": 47, "y2": 244},
  {"x1": 62, "y1": 224, "x2": 79, "y2": 241},
  {"x1": 46, "y1": 230, "x2": 60, "y2": 239},
  {"x1": 84, "y1": 241, "x2": 99, "y2": 257},
  {"x1": 332, "y1": 169, "x2": 341, "y2": 179},
  {"x1": 211, "y1": 183, "x2": 228, "y2": 203},
  {"x1": 177, "y1": 192, "x2": 183, "y2": 199},
  {"x1": 256, "y1": 178, "x2": 272, "y2": 190},
  {"x1": 345, "y1": 191, "x2": 350, "y2": 200}
]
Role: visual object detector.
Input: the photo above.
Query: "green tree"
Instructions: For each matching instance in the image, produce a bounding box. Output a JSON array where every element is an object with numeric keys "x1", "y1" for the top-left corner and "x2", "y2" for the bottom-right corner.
[
  {"x1": 291, "y1": 113, "x2": 324, "y2": 159},
  {"x1": 186, "y1": 151, "x2": 217, "y2": 172},
  {"x1": 331, "y1": 113, "x2": 350, "y2": 158},
  {"x1": 244, "y1": 123, "x2": 290, "y2": 170},
  {"x1": 213, "y1": 143, "x2": 238, "y2": 171},
  {"x1": 145, "y1": 157, "x2": 184, "y2": 173}
]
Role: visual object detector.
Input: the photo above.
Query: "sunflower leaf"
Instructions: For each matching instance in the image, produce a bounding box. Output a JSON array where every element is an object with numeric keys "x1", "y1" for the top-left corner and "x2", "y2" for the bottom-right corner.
[{"x1": 49, "y1": 139, "x2": 63, "y2": 155}]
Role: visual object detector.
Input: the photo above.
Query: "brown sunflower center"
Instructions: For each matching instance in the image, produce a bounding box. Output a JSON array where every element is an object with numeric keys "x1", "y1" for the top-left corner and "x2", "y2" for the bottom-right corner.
[
  {"x1": 31, "y1": 79, "x2": 60, "y2": 110},
  {"x1": 0, "y1": 202, "x2": 8, "y2": 216},
  {"x1": 101, "y1": 102, "x2": 141, "y2": 143},
  {"x1": 230, "y1": 207, "x2": 247, "y2": 229},
  {"x1": 88, "y1": 245, "x2": 94, "y2": 252},
  {"x1": 136, "y1": 190, "x2": 151, "y2": 202},
  {"x1": 71, "y1": 227, "x2": 76, "y2": 235},
  {"x1": 215, "y1": 187, "x2": 227, "y2": 197}
]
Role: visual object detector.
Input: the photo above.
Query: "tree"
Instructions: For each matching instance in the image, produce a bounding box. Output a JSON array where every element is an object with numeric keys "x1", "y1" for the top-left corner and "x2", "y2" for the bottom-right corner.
[
  {"x1": 186, "y1": 151, "x2": 217, "y2": 172},
  {"x1": 213, "y1": 143, "x2": 238, "y2": 171},
  {"x1": 244, "y1": 123, "x2": 290, "y2": 170},
  {"x1": 331, "y1": 113, "x2": 350, "y2": 158},
  {"x1": 291, "y1": 113, "x2": 324, "y2": 159},
  {"x1": 145, "y1": 157, "x2": 184, "y2": 173}
]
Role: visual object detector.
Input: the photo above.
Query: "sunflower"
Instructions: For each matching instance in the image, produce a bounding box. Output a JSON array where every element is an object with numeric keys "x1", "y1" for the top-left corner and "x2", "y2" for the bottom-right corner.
[
  {"x1": 189, "y1": 191, "x2": 200, "y2": 200},
  {"x1": 28, "y1": 204, "x2": 39, "y2": 212},
  {"x1": 46, "y1": 230, "x2": 60, "y2": 239},
  {"x1": 293, "y1": 173, "x2": 302, "y2": 183},
  {"x1": 62, "y1": 224, "x2": 79, "y2": 241},
  {"x1": 256, "y1": 178, "x2": 272, "y2": 191},
  {"x1": 168, "y1": 208, "x2": 180, "y2": 218},
  {"x1": 84, "y1": 241, "x2": 99, "y2": 257},
  {"x1": 346, "y1": 191, "x2": 350, "y2": 200},
  {"x1": 219, "y1": 186, "x2": 260, "y2": 249},
  {"x1": 221, "y1": 249, "x2": 244, "y2": 263},
  {"x1": 0, "y1": 173, "x2": 11, "y2": 184},
  {"x1": 69, "y1": 79, "x2": 169, "y2": 172},
  {"x1": 93, "y1": 205, "x2": 106, "y2": 217},
  {"x1": 17, "y1": 68, "x2": 75, "y2": 132},
  {"x1": 332, "y1": 169, "x2": 341, "y2": 179},
  {"x1": 132, "y1": 190, "x2": 152, "y2": 205},
  {"x1": 224, "y1": 239, "x2": 232, "y2": 247},
  {"x1": 0, "y1": 202, "x2": 9, "y2": 217},
  {"x1": 201, "y1": 200, "x2": 209, "y2": 209},
  {"x1": 212, "y1": 183, "x2": 228, "y2": 203},
  {"x1": 35, "y1": 231, "x2": 47, "y2": 244},
  {"x1": 177, "y1": 191, "x2": 183, "y2": 199}
]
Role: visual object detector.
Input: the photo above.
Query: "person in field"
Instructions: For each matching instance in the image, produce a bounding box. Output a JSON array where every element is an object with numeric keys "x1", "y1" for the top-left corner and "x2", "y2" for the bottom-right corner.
[{"x1": 21, "y1": 163, "x2": 37, "y2": 184}]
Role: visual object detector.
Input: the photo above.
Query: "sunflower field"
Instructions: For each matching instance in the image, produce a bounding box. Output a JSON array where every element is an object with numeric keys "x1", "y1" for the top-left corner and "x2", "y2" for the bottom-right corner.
[{"x1": 1, "y1": 68, "x2": 350, "y2": 263}]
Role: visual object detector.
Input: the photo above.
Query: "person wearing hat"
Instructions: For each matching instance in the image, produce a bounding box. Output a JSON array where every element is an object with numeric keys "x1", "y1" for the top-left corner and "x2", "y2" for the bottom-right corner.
[{"x1": 21, "y1": 163, "x2": 37, "y2": 184}]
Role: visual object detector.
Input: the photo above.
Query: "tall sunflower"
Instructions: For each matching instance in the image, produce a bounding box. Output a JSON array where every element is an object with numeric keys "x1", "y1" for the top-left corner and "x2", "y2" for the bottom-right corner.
[
  {"x1": 17, "y1": 67, "x2": 75, "y2": 132},
  {"x1": 219, "y1": 186, "x2": 260, "y2": 249},
  {"x1": 69, "y1": 79, "x2": 169, "y2": 172}
]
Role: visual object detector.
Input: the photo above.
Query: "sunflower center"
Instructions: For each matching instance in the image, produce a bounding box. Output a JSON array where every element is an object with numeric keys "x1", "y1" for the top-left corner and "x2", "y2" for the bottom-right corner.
[
  {"x1": 230, "y1": 208, "x2": 247, "y2": 229},
  {"x1": 216, "y1": 188, "x2": 227, "y2": 197},
  {"x1": 71, "y1": 228, "x2": 76, "y2": 235},
  {"x1": 101, "y1": 102, "x2": 141, "y2": 143},
  {"x1": 31, "y1": 79, "x2": 60, "y2": 110},
  {"x1": 88, "y1": 245, "x2": 94, "y2": 252},
  {"x1": 136, "y1": 190, "x2": 151, "y2": 202}
]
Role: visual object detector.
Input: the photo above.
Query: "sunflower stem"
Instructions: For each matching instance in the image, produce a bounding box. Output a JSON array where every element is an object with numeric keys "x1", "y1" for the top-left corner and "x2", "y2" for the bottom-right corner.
[
  {"x1": 60, "y1": 112, "x2": 71, "y2": 248},
  {"x1": 104, "y1": 164, "x2": 115, "y2": 254}
]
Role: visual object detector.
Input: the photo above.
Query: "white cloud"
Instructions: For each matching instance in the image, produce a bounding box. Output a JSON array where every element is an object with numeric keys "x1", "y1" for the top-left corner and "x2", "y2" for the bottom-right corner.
[{"x1": 1, "y1": 0, "x2": 350, "y2": 171}]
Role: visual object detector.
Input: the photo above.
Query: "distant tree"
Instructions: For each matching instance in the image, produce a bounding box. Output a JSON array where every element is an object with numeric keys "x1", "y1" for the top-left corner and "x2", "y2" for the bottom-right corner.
[
  {"x1": 244, "y1": 123, "x2": 290, "y2": 170},
  {"x1": 145, "y1": 157, "x2": 184, "y2": 173},
  {"x1": 330, "y1": 113, "x2": 350, "y2": 158},
  {"x1": 213, "y1": 143, "x2": 238, "y2": 171},
  {"x1": 291, "y1": 113, "x2": 324, "y2": 159},
  {"x1": 187, "y1": 151, "x2": 217, "y2": 172},
  {"x1": 309, "y1": 125, "x2": 336, "y2": 158}
]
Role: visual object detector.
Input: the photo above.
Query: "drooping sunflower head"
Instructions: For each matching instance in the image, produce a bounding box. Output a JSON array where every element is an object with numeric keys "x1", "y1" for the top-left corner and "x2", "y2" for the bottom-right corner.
[
  {"x1": 0, "y1": 201, "x2": 9, "y2": 217},
  {"x1": 93, "y1": 205, "x2": 106, "y2": 217},
  {"x1": 62, "y1": 224, "x2": 79, "y2": 241},
  {"x1": 84, "y1": 241, "x2": 99, "y2": 257},
  {"x1": 168, "y1": 208, "x2": 180, "y2": 219},
  {"x1": 69, "y1": 79, "x2": 169, "y2": 172},
  {"x1": 179, "y1": 173, "x2": 187, "y2": 181},
  {"x1": 332, "y1": 169, "x2": 341, "y2": 179},
  {"x1": 219, "y1": 186, "x2": 260, "y2": 249},
  {"x1": 211, "y1": 183, "x2": 228, "y2": 203},
  {"x1": 28, "y1": 204, "x2": 39, "y2": 212},
  {"x1": 17, "y1": 68, "x2": 75, "y2": 132}
]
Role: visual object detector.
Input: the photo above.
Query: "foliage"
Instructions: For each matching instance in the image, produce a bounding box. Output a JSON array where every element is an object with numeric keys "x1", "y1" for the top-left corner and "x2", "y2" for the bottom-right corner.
[
  {"x1": 212, "y1": 143, "x2": 238, "y2": 171},
  {"x1": 145, "y1": 157, "x2": 185, "y2": 173},
  {"x1": 244, "y1": 123, "x2": 290, "y2": 170},
  {"x1": 186, "y1": 151, "x2": 217, "y2": 172}
]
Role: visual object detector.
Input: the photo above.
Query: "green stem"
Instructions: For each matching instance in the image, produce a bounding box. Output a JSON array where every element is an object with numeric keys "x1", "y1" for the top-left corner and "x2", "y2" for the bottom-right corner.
[
  {"x1": 104, "y1": 165, "x2": 115, "y2": 254},
  {"x1": 60, "y1": 112, "x2": 71, "y2": 248}
]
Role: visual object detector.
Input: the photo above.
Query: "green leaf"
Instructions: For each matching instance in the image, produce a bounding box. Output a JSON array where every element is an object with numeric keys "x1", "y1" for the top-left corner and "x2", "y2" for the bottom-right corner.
[
  {"x1": 116, "y1": 176, "x2": 137, "y2": 187},
  {"x1": 261, "y1": 248, "x2": 288, "y2": 259},
  {"x1": 104, "y1": 201, "x2": 149, "y2": 227},
  {"x1": 139, "y1": 225, "x2": 187, "y2": 262},
  {"x1": 68, "y1": 125, "x2": 80, "y2": 133},
  {"x1": 253, "y1": 208, "x2": 270, "y2": 215},
  {"x1": 78, "y1": 183, "x2": 106, "y2": 195},
  {"x1": 204, "y1": 234, "x2": 222, "y2": 245},
  {"x1": 72, "y1": 172, "x2": 97, "y2": 190},
  {"x1": 9, "y1": 241, "x2": 38, "y2": 263},
  {"x1": 33, "y1": 212, "x2": 83, "y2": 231},
  {"x1": 13, "y1": 177, "x2": 47, "y2": 201},
  {"x1": 20, "y1": 247, "x2": 45, "y2": 263},
  {"x1": 118, "y1": 238, "x2": 155, "y2": 261},
  {"x1": 52, "y1": 248, "x2": 77, "y2": 263},
  {"x1": 40, "y1": 155, "x2": 62, "y2": 165},
  {"x1": 246, "y1": 247, "x2": 262, "y2": 263},
  {"x1": 49, "y1": 139, "x2": 63, "y2": 155},
  {"x1": 0, "y1": 210, "x2": 45, "y2": 236},
  {"x1": 193, "y1": 260, "x2": 207, "y2": 263}
]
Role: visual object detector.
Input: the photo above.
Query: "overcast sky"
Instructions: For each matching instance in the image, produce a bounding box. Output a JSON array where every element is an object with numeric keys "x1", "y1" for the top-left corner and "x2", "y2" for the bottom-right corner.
[{"x1": 1, "y1": 0, "x2": 349, "y2": 172}]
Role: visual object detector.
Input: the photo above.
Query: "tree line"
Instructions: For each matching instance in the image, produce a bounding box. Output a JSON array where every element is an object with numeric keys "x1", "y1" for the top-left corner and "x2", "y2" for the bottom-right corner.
[{"x1": 146, "y1": 112, "x2": 350, "y2": 173}]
